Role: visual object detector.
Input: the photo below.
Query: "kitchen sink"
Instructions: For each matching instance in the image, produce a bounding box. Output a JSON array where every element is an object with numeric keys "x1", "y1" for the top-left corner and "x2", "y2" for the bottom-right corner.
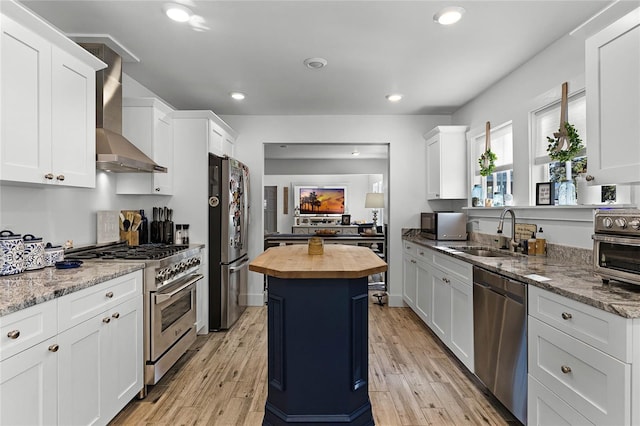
[{"x1": 454, "y1": 247, "x2": 514, "y2": 258}]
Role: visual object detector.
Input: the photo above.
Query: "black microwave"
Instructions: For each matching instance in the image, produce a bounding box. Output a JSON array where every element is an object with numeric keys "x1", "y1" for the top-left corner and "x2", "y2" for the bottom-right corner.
[{"x1": 421, "y1": 212, "x2": 467, "y2": 240}]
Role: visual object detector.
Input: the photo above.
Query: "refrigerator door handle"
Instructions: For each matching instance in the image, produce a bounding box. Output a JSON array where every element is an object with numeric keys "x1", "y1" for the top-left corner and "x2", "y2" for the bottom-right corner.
[{"x1": 229, "y1": 259, "x2": 249, "y2": 273}]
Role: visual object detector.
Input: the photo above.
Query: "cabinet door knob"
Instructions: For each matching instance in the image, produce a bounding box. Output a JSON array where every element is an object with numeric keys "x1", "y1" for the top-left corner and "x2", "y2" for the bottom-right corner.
[
  {"x1": 105, "y1": 291, "x2": 114, "y2": 298},
  {"x1": 561, "y1": 312, "x2": 572, "y2": 320},
  {"x1": 48, "y1": 344, "x2": 59, "y2": 352},
  {"x1": 103, "y1": 317, "x2": 111, "y2": 324},
  {"x1": 44, "y1": 173, "x2": 54, "y2": 180},
  {"x1": 585, "y1": 175, "x2": 595, "y2": 182},
  {"x1": 7, "y1": 330, "x2": 20, "y2": 339},
  {"x1": 155, "y1": 187, "x2": 161, "y2": 192},
  {"x1": 56, "y1": 174, "x2": 65, "y2": 181},
  {"x1": 561, "y1": 365, "x2": 572, "y2": 374},
  {"x1": 419, "y1": 251, "x2": 424, "y2": 255},
  {"x1": 112, "y1": 312, "x2": 120, "y2": 319}
]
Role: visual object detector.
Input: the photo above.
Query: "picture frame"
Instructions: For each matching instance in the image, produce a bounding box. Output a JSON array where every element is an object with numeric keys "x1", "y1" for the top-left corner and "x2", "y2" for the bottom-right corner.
[
  {"x1": 341, "y1": 214, "x2": 351, "y2": 225},
  {"x1": 536, "y1": 182, "x2": 555, "y2": 206}
]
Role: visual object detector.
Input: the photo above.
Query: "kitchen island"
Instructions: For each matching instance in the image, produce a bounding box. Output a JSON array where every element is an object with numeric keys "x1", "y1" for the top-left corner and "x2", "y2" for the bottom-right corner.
[{"x1": 249, "y1": 244, "x2": 387, "y2": 425}]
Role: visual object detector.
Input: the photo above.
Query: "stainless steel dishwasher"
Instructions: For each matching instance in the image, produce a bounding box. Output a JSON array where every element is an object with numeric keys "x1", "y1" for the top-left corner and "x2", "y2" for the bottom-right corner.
[{"x1": 473, "y1": 266, "x2": 527, "y2": 425}]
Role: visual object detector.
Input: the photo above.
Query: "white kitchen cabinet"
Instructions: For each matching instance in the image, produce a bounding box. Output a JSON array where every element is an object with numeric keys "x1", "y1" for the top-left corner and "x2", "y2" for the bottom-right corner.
[
  {"x1": 415, "y1": 261, "x2": 432, "y2": 326},
  {"x1": 0, "y1": 300, "x2": 59, "y2": 426},
  {"x1": 528, "y1": 375, "x2": 594, "y2": 426},
  {"x1": 585, "y1": 8, "x2": 640, "y2": 184},
  {"x1": 430, "y1": 266, "x2": 451, "y2": 341},
  {"x1": 0, "y1": 337, "x2": 59, "y2": 426},
  {"x1": 449, "y1": 277, "x2": 474, "y2": 370},
  {"x1": 58, "y1": 295, "x2": 142, "y2": 426},
  {"x1": 528, "y1": 286, "x2": 632, "y2": 426},
  {"x1": 402, "y1": 242, "x2": 418, "y2": 309},
  {"x1": 172, "y1": 110, "x2": 237, "y2": 333},
  {"x1": 424, "y1": 125, "x2": 468, "y2": 200},
  {"x1": 0, "y1": 5, "x2": 104, "y2": 187},
  {"x1": 118, "y1": 97, "x2": 175, "y2": 195},
  {"x1": 0, "y1": 270, "x2": 142, "y2": 426}
]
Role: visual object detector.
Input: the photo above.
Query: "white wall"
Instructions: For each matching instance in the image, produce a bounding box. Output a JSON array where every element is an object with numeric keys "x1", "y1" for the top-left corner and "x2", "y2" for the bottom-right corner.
[
  {"x1": 264, "y1": 174, "x2": 379, "y2": 233},
  {"x1": 222, "y1": 114, "x2": 451, "y2": 307},
  {"x1": 452, "y1": 32, "x2": 638, "y2": 248}
]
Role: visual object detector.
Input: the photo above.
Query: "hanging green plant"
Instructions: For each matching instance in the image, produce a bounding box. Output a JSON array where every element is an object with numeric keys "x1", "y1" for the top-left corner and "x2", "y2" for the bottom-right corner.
[
  {"x1": 546, "y1": 122, "x2": 583, "y2": 163},
  {"x1": 478, "y1": 148, "x2": 497, "y2": 176}
]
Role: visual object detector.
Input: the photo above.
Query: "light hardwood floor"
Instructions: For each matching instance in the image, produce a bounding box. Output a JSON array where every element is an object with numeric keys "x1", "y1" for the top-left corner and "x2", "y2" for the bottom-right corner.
[{"x1": 111, "y1": 296, "x2": 519, "y2": 425}]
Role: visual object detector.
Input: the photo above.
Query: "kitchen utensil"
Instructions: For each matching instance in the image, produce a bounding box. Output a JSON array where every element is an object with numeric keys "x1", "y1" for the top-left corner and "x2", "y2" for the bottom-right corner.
[
  {"x1": 55, "y1": 260, "x2": 82, "y2": 269},
  {"x1": 139, "y1": 210, "x2": 149, "y2": 244},
  {"x1": 44, "y1": 243, "x2": 64, "y2": 267},
  {"x1": 0, "y1": 230, "x2": 25, "y2": 276},
  {"x1": 23, "y1": 234, "x2": 45, "y2": 271},
  {"x1": 131, "y1": 213, "x2": 142, "y2": 231}
]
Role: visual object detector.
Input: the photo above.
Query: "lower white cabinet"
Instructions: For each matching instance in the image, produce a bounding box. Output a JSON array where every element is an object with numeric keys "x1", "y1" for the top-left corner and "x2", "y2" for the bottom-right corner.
[
  {"x1": 0, "y1": 337, "x2": 58, "y2": 426},
  {"x1": 401, "y1": 241, "x2": 473, "y2": 372},
  {"x1": 58, "y1": 295, "x2": 142, "y2": 425},
  {"x1": 528, "y1": 286, "x2": 632, "y2": 426},
  {"x1": 0, "y1": 270, "x2": 143, "y2": 426},
  {"x1": 528, "y1": 375, "x2": 594, "y2": 426},
  {"x1": 402, "y1": 242, "x2": 418, "y2": 309}
]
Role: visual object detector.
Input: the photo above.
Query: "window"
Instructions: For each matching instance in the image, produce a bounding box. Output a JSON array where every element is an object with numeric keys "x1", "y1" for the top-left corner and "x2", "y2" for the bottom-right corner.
[
  {"x1": 531, "y1": 90, "x2": 587, "y2": 203},
  {"x1": 472, "y1": 121, "x2": 513, "y2": 206}
]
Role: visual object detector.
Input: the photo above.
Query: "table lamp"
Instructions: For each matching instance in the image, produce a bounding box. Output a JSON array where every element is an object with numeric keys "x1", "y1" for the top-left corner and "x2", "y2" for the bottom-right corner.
[{"x1": 365, "y1": 192, "x2": 384, "y2": 228}]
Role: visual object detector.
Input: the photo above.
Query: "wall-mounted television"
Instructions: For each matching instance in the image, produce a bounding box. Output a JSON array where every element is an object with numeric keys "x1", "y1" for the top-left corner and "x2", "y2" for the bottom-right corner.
[{"x1": 294, "y1": 186, "x2": 347, "y2": 216}]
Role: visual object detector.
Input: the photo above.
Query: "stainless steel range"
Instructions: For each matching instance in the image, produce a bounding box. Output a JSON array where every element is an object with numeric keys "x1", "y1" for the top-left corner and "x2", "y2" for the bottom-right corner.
[
  {"x1": 66, "y1": 242, "x2": 203, "y2": 396},
  {"x1": 593, "y1": 209, "x2": 640, "y2": 286}
]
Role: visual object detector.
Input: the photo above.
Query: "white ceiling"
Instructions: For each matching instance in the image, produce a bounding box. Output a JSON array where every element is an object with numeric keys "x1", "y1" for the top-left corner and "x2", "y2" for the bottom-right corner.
[
  {"x1": 264, "y1": 143, "x2": 388, "y2": 160},
  {"x1": 20, "y1": 0, "x2": 613, "y2": 117}
]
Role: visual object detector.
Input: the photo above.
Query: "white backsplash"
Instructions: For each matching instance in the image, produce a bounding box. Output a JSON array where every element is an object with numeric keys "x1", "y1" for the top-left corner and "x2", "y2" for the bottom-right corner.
[{"x1": 0, "y1": 171, "x2": 170, "y2": 247}]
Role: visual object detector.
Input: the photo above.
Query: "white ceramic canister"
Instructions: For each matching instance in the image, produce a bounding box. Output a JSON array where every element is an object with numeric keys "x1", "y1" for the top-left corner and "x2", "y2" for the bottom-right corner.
[
  {"x1": 0, "y1": 230, "x2": 25, "y2": 275},
  {"x1": 23, "y1": 234, "x2": 45, "y2": 271},
  {"x1": 44, "y1": 242, "x2": 64, "y2": 267}
]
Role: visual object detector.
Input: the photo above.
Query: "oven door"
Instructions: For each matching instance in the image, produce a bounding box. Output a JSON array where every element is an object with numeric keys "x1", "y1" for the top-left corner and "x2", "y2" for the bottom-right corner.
[
  {"x1": 593, "y1": 234, "x2": 640, "y2": 285},
  {"x1": 151, "y1": 273, "x2": 202, "y2": 361}
]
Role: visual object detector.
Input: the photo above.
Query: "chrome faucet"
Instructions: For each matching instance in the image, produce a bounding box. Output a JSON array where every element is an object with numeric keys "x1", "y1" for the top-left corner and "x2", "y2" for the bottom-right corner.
[{"x1": 497, "y1": 208, "x2": 518, "y2": 251}]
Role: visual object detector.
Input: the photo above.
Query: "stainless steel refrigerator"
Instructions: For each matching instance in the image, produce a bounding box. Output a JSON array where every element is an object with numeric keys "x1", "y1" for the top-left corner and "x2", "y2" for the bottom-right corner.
[{"x1": 208, "y1": 154, "x2": 250, "y2": 330}]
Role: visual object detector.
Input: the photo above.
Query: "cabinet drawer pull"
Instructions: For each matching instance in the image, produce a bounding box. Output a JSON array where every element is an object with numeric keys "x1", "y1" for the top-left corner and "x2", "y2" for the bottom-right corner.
[
  {"x1": 561, "y1": 365, "x2": 572, "y2": 374},
  {"x1": 561, "y1": 312, "x2": 572, "y2": 320},
  {"x1": 419, "y1": 251, "x2": 424, "y2": 255},
  {"x1": 44, "y1": 173, "x2": 54, "y2": 180},
  {"x1": 585, "y1": 175, "x2": 595, "y2": 182},
  {"x1": 411, "y1": 259, "x2": 417, "y2": 264},
  {"x1": 105, "y1": 291, "x2": 114, "y2": 298},
  {"x1": 442, "y1": 277, "x2": 450, "y2": 284},
  {"x1": 48, "y1": 344, "x2": 59, "y2": 352},
  {"x1": 7, "y1": 330, "x2": 20, "y2": 339},
  {"x1": 112, "y1": 312, "x2": 120, "y2": 319},
  {"x1": 56, "y1": 174, "x2": 65, "y2": 181},
  {"x1": 155, "y1": 187, "x2": 161, "y2": 192},
  {"x1": 103, "y1": 317, "x2": 111, "y2": 324}
]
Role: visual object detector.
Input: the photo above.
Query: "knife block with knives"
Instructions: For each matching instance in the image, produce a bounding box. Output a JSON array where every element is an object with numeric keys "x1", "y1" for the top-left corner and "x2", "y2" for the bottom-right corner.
[{"x1": 120, "y1": 210, "x2": 142, "y2": 246}]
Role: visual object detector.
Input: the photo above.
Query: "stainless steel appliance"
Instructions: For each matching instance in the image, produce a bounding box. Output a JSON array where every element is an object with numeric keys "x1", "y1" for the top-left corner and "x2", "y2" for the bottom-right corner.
[
  {"x1": 473, "y1": 266, "x2": 527, "y2": 425},
  {"x1": 66, "y1": 242, "x2": 203, "y2": 396},
  {"x1": 593, "y1": 209, "x2": 640, "y2": 286},
  {"x1": 208, "y1": 154, "x2": 250, "y2": 330},
  {"x1": 420, "y1": 212, "x2": 467, "y2": 240}
]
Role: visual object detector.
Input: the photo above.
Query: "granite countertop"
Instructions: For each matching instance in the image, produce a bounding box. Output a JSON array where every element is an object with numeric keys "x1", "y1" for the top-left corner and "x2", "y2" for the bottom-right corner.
[
  {"x1": 0, "y1": 263, "x2": 145, "y2": 317},
  {"x1": 402, "y1": 233, "x2": 640, "y2": 319}
]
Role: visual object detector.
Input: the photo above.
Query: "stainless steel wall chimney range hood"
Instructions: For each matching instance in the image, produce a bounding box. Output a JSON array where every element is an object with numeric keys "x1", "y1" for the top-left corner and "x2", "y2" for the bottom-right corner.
[{"x1": 79, "y1": 43, "x2": 167, "y2": 173}]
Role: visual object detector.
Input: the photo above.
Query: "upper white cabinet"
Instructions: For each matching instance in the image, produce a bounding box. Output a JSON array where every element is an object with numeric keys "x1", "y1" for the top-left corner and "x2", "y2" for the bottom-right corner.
[
  {"x1": 118, "y1": 97, "x2": 174, "y2": 195},
  {"x1": 585, "y1": 8, "x2": 640, "y2": 184},
  {"x1": 0, "y1": 4, "x2": 105, "y2": 187},
  {"x1": 424, "y1": 125, "x2": 468, "y2": 200}
]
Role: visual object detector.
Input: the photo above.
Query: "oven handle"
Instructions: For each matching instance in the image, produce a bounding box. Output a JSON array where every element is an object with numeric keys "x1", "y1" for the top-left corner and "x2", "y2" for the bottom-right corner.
[{"x1": 155, "y1": 274, "x2": 203, "y2": 304}]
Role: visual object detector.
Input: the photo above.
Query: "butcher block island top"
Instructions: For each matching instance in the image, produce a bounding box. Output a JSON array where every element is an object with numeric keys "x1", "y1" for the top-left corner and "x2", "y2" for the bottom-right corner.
[{"x1": 249, "y1": 244, "x2": 387, "y2": 279}]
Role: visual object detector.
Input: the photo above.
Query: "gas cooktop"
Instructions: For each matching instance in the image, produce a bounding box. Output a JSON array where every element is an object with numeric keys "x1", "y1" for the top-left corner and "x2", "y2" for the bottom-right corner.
[{"x1": 66, "y1": 242, "x2": 191, "y2": 260}]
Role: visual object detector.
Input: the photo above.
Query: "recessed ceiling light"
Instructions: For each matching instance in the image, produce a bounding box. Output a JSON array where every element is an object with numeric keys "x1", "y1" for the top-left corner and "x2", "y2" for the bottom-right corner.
[
  {"x1": 163, "y1": 3, "x2": 192, "y2": 22},
  {"x1": 433, "y1": 6, "x2": 465, "y2": 25},
  {"x1": 303, "y1": 57, "x2": 328, "y2": 69},
  {"x1": 386, "y1": 94, "x2": 403, "y2": 102},
  {"x1": 230, "y1": 92, "x2": 246, "y2": 100},
  {"x1": 352, "y1": 149, "x2": 360, "y2": 156}
]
